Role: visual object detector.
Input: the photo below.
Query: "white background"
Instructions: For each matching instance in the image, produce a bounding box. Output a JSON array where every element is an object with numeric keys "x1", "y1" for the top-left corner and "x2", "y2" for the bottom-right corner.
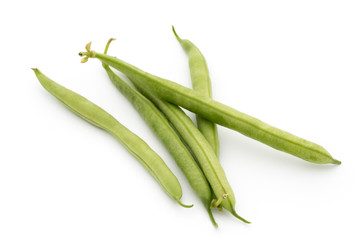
[{"x1": 1, "y1": 0, "x2": 359, "y2": 239}]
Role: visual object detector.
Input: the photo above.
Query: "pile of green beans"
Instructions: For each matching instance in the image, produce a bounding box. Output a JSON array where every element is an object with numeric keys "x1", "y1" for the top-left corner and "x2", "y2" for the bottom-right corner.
[{"x1": 34, "y1": 26, "x2": 340, "y2": 227}]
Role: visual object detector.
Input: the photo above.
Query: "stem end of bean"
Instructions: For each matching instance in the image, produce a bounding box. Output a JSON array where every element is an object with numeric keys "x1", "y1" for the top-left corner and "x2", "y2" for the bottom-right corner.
[
  {"x1": 210, "y1": 194, "x2": 228, "y2": 208},
  {"x1": 79, "y1": 42, "x2": 96, "y2": 62}
]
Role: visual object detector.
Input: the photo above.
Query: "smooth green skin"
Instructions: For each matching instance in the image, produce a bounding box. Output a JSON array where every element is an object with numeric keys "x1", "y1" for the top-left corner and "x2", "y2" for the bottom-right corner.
[
  {"x1": 132, "y1": 79, "x2": 249, "y2": 223},
  {"x1": 172, "y1": 26, "x2": 220, "y2": 158},
  {"x1": 102, "y1": 63, "x2": 217, "y2": 226},
  {"x1": 32, "y1": 68, "x2": 189, "y2": 207},
  {"x1": 81, "y1": 50, "x2": 340, "y2": 165}
]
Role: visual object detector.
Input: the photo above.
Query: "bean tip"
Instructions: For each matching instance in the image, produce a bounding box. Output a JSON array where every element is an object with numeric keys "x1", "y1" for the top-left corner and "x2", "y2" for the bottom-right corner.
[
  {"x1": 177, "y1": 199, "x2": 193, "y2": 208},
  {"x1": 231, "y1": 210, "x2": 251, "y2": 224},
  {"x1": 171, "y1": 25, "x2": 181, "y2": 41},
  {"x1": 31, "y1": 68, "x2": 40, "y2": 73},
  {"x1": 333, "y1": 159, "x2": 341, "y2": 165},
  {"x1": 206, "y1": 207, "x2": 218, "y2": 227},
  {"x1": 104, "y1": 38, "x2": 116, "y2": 55}
]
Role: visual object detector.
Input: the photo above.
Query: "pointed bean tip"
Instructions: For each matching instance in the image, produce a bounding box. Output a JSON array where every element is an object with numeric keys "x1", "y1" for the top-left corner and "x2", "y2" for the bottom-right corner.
[
  {"x1": 177, "y1": 199, "x2": 193, "y2": 208},
  {"x1": 31, "y1": 68, "x2": 40, "y2": 74},
  {"x1": 333, "y1": 159, "x2": 341, "y2": 165},
  {"x1": 104, "y1": 38, "x2": 116, "y2": 55},
  {"x1": 172, "y1": 25, "x2": 181, "y2": 41},
  {"x1": 206, "y1": 207, "x2": 218, "y2": 227},
  {"x1": 232, "y1": 210, "x2": 251, "y2": 224}
]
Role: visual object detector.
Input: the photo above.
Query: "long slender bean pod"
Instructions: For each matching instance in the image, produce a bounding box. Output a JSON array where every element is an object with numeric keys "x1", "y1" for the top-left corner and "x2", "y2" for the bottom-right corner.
[
  {"x1": 130, "y1": 77, "x2": 249, "y2": 223},
  {"x1": 101, "y1": 40, "x2": 217, "y2": 226},
  {"x1": 32, "y1": 68, "x2": 191, "y2": 208},
  {"x1": 172, "y1": 26, "x2": 219, "y2": 157},
  {"x1": 80, "y1": 45, "x2": 340, "y2": 165}
]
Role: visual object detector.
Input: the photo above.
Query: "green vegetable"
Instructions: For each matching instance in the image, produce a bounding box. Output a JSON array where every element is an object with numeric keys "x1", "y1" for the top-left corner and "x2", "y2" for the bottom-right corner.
[
  {"x1": 172, "y1": 26, "x2": 219, "y2": 158},
  {"x1": 131, "y1": 80, "x2": 250, "y2": 223},
  {"x1": 101, "y1": 39, "x2": 217, "y2": 226},
  {"x1": 79, "y1": 45, "x2": 340, "y2": 165},
  {"x1": 33, "y1": 68, "x2": 191, "y2": 208}
]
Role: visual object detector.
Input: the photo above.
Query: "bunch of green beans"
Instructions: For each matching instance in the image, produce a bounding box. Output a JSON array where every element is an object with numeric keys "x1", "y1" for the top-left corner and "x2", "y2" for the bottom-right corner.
[{"x1": 34, "y1": 26, "x2": 340, "y2": 227}]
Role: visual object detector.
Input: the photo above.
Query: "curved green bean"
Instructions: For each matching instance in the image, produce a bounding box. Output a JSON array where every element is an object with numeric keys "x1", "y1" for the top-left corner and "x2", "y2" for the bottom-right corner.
[
  {"x1": 130, "y1": 79, "x2": 249, "y2": 223},
  {"x1": 172, "y1": 26, "x2": 219, "y2": 158},
  {"x1": 32, "y1": 68, "x2": 191, "y2": 208},
  {"x1": 79, "y1": 45, "x2": 340, "y2": 165},
  {"x1": 101, "y1": 39, "x2": 217, "y2": 226}
]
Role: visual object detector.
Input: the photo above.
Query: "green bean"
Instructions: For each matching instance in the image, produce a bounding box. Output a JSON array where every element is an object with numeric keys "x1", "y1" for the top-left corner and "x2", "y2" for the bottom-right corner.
[
  {"x1": 172, "y1": 26, "x2": 219, "y2": 158},
  {"x1": 79, "y1": 45, "x2": 340, "y2": 165},
  {"x1": 130, "y1": 79, "x2": 249, "y2": 223},
  {"x1": 101, "y1": 39, "x2": 217, "y2": 226},
  {"x1": 32, "y1": 68, "x2": 191, "y2": 208}
]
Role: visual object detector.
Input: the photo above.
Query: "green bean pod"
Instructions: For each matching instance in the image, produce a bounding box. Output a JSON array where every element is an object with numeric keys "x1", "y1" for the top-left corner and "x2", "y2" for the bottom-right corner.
[
  {"x1": 172, "y1": 26, "x2": 219, "y2": 158},
  {"x1": 80, "y1": 46, "x2": 340, "y2": 165},
  {"x1": 131, "y1": 79, "x2": 249, "y2": 223},
  {"x1": 101, "y1": 40, "x2": 217, "y2": 226},
  {"x1": 32, "y1": 68, "x2": 190, "y2": 207}
]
